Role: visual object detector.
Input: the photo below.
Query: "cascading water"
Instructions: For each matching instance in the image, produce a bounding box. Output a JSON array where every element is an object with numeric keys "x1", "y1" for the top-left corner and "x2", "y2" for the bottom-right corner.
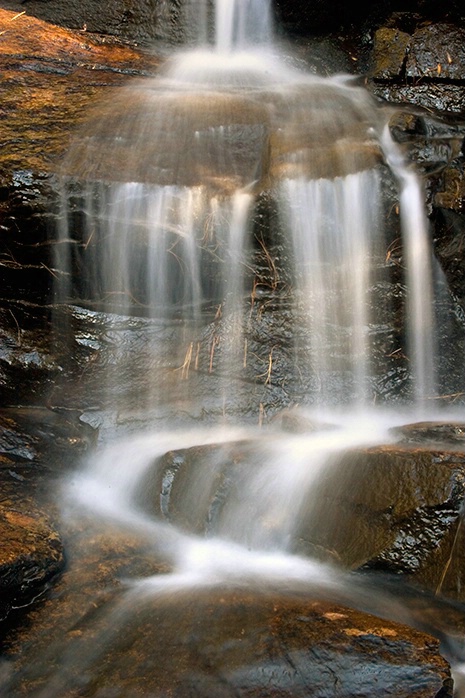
[{"x1": 4, "y1": 0, "x2": 465, "y2": 696}]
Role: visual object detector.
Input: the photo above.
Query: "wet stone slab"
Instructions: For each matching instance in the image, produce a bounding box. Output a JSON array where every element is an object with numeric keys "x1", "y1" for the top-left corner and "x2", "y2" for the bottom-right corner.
[{"x1": 0, "y1": 547, "x2": 455, "y2": 698}]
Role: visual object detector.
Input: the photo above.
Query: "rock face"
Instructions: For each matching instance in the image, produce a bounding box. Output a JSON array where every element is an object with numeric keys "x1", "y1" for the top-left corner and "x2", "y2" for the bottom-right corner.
[
  {"x1": 0, "y1": 0, "x2": 178, "y2": 45},
  {"x1": 46, "y1": 593, "x2": 451, "y2": 697},
  {"x1": 0, "y1": 497, "x2": 63, "y2": 620},
  {"x1": 0, "y1": 8, "x2": 159, "y2": 302},
  {"x1": 0, "y1": 535, "x2": 455, "y2": 698},
  {"x1": 366, "y1": 15, "x2": 465, "y2": 317},
  {"x1": 370, "y1": 22, "x2": 465, "y2": 114},
  {"x1": 299, "y1": 426, "x2": 465, "y2": 601}
]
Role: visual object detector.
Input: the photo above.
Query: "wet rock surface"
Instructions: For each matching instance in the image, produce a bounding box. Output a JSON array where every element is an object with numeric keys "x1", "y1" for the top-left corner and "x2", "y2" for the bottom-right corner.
[
  {"x1": 300, "y1": 426, "x2": 465, "y2": 600},
  {"x1": 140, "y1": 422, "x2": 465, "y2": 603},
  {"x1": 1, "y1": 0, "x2": 181, "y2": 46},
  {"x1": 0, "y1": 516, "x2": 455, "y2": 698},
  {"x1": 0, "y1": 493, "x2": 63, "y2": 622},
  {"x1": 0, "y1": 8, "x2": 159, "y2": 302},
  {"x1": 0, "y1": 4, "x2": 465, "y2": 696},
  {"x1": 0, "y1": 406, "x2": 96, "y2": 620}
]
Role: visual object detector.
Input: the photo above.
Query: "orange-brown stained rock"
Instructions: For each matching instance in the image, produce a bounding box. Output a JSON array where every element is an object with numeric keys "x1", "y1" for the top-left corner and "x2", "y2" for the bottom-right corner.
[
  {"x1": 0, "y1": 494, "x2": 63, "y2": 616},
  {"x1": 0, "y1": 519, "x2": 454, "y2": 697},
  {"x1": 0, "y1": 8, "x2": 156, "y2": 71},
  {"x1": 0, "y1": 8, "x2": 159, "y2": 174}
]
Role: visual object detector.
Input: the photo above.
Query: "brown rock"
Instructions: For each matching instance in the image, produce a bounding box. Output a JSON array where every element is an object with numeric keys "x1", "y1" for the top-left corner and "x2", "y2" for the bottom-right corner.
[
  {"x1": 434, "y1": 162, "x2": 465, "y2": 211},
  {"x1": 0, "y1": 493, "x2": 63, "y2": 619},
  {"x1": 0, "y1": 576, "x2": 454, "y2": 697},
  {"x1": 139, "y1": 426, "x2": 465, "y2": 601},
  {"x1": 0, "y1": 8, "x2": 159, "y2": 174},
  {"x1": 0, "y1": 0, "x2": 171, "y2": 45},
  {"x1": 296, "y1": 428, "x2": 465, "y2": 600},
  {"x1": 0, "y1": 405, "x2": 99, "y2": 619},
  {"x1": 371, "y1": 27, "x2": 411, "y2": 80}
]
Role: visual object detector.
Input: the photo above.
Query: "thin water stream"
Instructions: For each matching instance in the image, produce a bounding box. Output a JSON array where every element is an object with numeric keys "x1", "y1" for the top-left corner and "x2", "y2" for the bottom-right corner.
[{"x1": 2, "y1": 0, "x2": 465, "y2": 695}]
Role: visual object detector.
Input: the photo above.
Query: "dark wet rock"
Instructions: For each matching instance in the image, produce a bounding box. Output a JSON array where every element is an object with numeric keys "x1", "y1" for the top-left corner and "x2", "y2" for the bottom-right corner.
[
  {"x1": 3, "y1": 0, "x2": 465, "y2": 44},
  {"x1": 383, "y1": 108, "x2": 465, "y2": 320},
  {"x1": 375, "y1": 84, "x2": 465, "y2": 116},
  {"x1": 432, "y1": 207, "x2": 465, "y2": 315},
  {"x1": 388, "y1": 111, "x2": 465, "y2": 178},
  {"x1": 299, "y1": 434, "x2": 465, "y2": 600},
  {"x1": 392, "y1": 422, "x2": 465, "y2": 446},
  {"x1": 0, "y1": 405, "x2": 97, "y2": 619},
  {"x1": 406, "y1": 24, "x2": 465, "y2": 82},
  {"x1": 0, "y1": 567, "x2": 454, "y2": 697},
  {"x1": 0, "y1": 470, "x2": 64, "y2": 622},
  {"x1": 55, "y1": 593, "x2": 452, "y2": 697},
  {"x1": 429, "y1": 157, "x2": 465, "y2": 311},
  {"x1": 0, "y1": 500, "x2": 63, "y2": 621},
  {"x1": 369, "y1": 21, "x2": 465, "y2": 116},
  {"x1": 0, "y1": 301, "x2": 113, "y2": 410},
  {"x1": 0, "y1": 0, "x2": 178, "y2": 46},
  {"x1": 0, "y1": 407, "x2": 97, "y2": 471},
  {"x1": 0, "y1": 403, "x2": 98, "y2": 623},
  {"x1": 433, "y1": 159, "x2": 465, "y2": 212}
]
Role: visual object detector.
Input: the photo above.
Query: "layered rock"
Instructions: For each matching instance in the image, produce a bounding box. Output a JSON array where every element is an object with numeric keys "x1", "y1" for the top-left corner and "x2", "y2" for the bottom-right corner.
[{"x1": 0, "y1": 8, "x2": 159, "y2": 302}]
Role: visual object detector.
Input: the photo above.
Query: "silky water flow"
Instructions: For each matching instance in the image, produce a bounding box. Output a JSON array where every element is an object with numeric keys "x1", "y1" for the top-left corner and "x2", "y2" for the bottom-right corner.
[{"x1": 2, "y1": 0, "x2": 465, "y2": 695}]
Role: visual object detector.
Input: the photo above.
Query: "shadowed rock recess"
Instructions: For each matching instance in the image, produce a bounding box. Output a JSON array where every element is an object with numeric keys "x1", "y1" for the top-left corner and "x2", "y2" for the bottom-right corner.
[{"x1": 0, "y1": 3, "x2": 465, "y2": 698}]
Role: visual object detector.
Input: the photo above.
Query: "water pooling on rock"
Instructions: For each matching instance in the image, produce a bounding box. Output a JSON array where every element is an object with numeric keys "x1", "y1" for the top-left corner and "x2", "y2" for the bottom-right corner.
[{"x1": 4, "y1": 0, "x2": 465, "y2": 695}]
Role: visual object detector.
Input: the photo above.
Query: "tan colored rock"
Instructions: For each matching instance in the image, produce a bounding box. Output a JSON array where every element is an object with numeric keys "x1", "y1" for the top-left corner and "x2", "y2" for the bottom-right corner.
[{"x1": 371, "y1": 27, "x2": 411, "y2": 80}]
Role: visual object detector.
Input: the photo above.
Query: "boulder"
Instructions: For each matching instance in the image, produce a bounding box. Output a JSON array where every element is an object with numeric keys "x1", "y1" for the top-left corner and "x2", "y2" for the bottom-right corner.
[
  {"x1": 43, "y1": 592, "x2": 451, "y2": 697},
  {"x1": 0, "y1": 551, "x2": 455, "y2": 697},
  {"x1": 0, "y1": 406, "x2": 97, "y2": 621},
  {"x1": 137, "y1": 422, "x2": 465, "y2": 601},
  {"x1": 297, "y1": 423, "x2": 465, "y2": 601}
]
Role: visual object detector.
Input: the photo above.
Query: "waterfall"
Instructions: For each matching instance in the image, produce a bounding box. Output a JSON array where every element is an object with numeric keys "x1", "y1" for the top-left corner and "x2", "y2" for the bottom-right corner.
[
  {"x1": 50, "y1": 0, "x2": 448, "y2": 575},
  {"x1": 280, "y1": 170, "x2": 381, "y2": 407},
  {"x1": 2, "y1": 1, "x2": 463, "y2": 696},
  {"x1": 215, "y1": 0, "x2": 273, "y2": 53}
]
